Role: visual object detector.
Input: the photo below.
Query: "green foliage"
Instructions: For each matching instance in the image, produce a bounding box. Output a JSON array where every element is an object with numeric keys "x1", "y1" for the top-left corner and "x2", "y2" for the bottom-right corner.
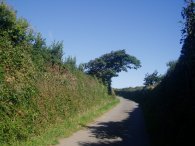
[
  {"x1": 0, "y1": 2, "x2": 29, "y2": 45},
  {"x1": 30, "y1": 33, "x2": 51, "y2": 70},
  {"x1": 166, "y1": 60, "x2": 177, "y2": 75},
  {"x1": 63, "y1": 56, "x2": 77, "y2": 72},
  {"x1": 117, "y1": 2, "x2": 195, "y2": 146},
  {"x1": 0, "y1": 2, "x2": 115, "y2": 145},
  {"x1": 78, "y1": 63, "x2": 85, "y2": 72},
  {"x1": 33, "y1": 33, "x2": 47, "y2": 49},
  {"x1": 0, "y1": 2, "x2": 16, "y2": 32},
  {"x1": 181, "y1": 0, "x2": 195, "y2": 43},
  {"x1": 143, "y1": 70, "x2": 162, "y2": 86},
  {"x1": 117, "y1": 1, "x2": 195, "y2": 146},
  {"x1": 50, "y1": 41, "x2": 63, "y2": 66},
  {"x1": 0, "y1": 65, "x2": 4, "y2": 82},
  {"x1": 84, "y1": 49, "x2": 141, "y2": 93},
  {"x1": 180, "y1": 0, "x2": 195, "y2": 89}
]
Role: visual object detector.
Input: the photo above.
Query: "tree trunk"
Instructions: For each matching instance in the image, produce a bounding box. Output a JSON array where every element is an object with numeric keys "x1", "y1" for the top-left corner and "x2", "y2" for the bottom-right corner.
[{"x1": 107, "y1": 79, "x2": 112, "y2": 95}]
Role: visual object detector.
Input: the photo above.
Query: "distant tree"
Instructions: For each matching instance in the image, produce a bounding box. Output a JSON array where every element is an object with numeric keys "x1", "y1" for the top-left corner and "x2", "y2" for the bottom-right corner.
[
  {"x1": 144, "y1": 70, "x2": 162, "y2": 86},
  {"x1": 63, "y1": 56, "x2": 77, "y2": 71},
  {"x1": 50, "y1": 41, "x2": 63, "y2": 66},
  {"x1": 84, "y1": 50, "x2": 141, "y2": 94},
  {"x1": 166, "y1": 60, "x2": 178, "y2": 75},
  {"x1": 78, "y1": 63, "x2": 85, "y2": 72},
  {"x1": 30, "y1": 33, "x2": 51, "y2": 69},
  {"x1": 33, "y1": 33, "x2": 47, "y2": 49}
]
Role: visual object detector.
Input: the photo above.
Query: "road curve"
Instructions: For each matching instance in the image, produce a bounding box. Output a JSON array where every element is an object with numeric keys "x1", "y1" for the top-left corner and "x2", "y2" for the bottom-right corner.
[{"x1": 55, "y1": 96, "x2": 150, "y2": 146}]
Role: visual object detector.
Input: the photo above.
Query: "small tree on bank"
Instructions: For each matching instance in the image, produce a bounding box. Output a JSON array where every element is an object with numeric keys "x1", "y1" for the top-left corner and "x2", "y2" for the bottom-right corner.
[
  {"x1": 84, "y1": 50, "x2": 141, "y2": 94},
  {"x1": 144, "y1": 70, "x2": 162, "y2": 87}
]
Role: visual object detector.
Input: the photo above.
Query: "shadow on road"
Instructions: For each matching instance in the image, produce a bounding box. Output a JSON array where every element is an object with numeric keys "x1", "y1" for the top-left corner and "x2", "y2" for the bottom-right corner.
[{"x1": 79, "y1": 97, "x2": 149, "y2": 146}]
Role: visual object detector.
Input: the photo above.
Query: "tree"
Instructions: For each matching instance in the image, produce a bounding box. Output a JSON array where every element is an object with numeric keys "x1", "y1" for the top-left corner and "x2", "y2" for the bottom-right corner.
[
  {"x1": 84, "y1": 49, "x2": 141, "y2": 94},
  {"x1": 178, "y1": 0, "x2": 195, "y2": 95},
  {"x1": 30, "y1": 33, "x2": 51, "y2": 70},
  {"x1": 144, "y1": 70, "x2": 162, "y2": 86},
  {"x1": 0, "y1": 2, "x2": 29, "y2": 45},
  {"x1": 50, "y1": 41, "x2": 63, "y2": 66},
  {"x1": 180, "y1": 0, "x2": 195, "y2": 62},
  {"x1": 166, "y1": 60, "x2": 177, "y2": 75},
  {"x1": 0, "y1": 2, "x2": 16, "y2": 32},
  {"x1": 63, "y1": 56, "x2": 77, "y2": 71}
]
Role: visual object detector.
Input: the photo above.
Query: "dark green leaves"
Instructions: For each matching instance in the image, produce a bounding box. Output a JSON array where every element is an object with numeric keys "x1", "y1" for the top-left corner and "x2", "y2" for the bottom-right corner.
[
  {"x1": 144, "y1": 71, "x2": 162, "y2": 86},
  {"x1": 50, "y1": 41, "x2": 64, "y2": 66},
  {"x1": 84, "y1": 49, "x2": 141, "y2": 93}
]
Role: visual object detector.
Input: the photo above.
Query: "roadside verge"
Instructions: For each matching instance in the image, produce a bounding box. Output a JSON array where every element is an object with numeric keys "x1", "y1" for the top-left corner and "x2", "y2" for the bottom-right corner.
[{"x1": 16, "y1": 97, "x2": 119, "y2": 146}]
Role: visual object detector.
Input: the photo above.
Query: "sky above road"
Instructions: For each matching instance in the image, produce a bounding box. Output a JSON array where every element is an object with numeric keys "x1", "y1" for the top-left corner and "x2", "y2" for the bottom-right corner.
[{"x1": 6, "y1": 0, "x2": 184, "y2": 88}]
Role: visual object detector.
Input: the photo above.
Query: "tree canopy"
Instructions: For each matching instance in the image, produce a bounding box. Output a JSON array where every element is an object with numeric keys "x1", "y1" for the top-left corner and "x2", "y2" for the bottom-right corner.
[
  {"x1": 84, "y1": 49, "x2": 141, "y2": 93},
  {"x1": 143, "y1": 70, "x2": 162, "y2": 86}
]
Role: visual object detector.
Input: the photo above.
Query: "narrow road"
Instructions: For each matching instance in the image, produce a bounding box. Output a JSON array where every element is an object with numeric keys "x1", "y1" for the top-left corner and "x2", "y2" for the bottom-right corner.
[{"x1": 56, "y1": 96, "x2": 149, "y2": 146}]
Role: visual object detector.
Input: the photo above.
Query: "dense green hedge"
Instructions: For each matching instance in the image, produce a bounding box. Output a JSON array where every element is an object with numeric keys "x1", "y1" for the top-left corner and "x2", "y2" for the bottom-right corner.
[
  {"x1": 0, "y1": 2, "x2": 114, "y2": 145},
  {"x1": 116, "y1": 1, "x2": 195, "y2": 146}
]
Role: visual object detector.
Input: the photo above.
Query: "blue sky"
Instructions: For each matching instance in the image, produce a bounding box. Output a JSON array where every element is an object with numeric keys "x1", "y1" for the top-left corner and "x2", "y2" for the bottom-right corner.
[{"x1": 7, "y1": 0, "x2": 184, "y2": 88}]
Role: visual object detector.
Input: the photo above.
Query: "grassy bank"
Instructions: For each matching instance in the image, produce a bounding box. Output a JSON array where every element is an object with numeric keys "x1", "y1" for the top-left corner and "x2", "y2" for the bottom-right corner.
[
  {"x1": 12, "y1": 94, "x2": 119, "y2": 146},
  {"x1": 0, "y1": 65, "x2": 119, "y2": 145}
]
